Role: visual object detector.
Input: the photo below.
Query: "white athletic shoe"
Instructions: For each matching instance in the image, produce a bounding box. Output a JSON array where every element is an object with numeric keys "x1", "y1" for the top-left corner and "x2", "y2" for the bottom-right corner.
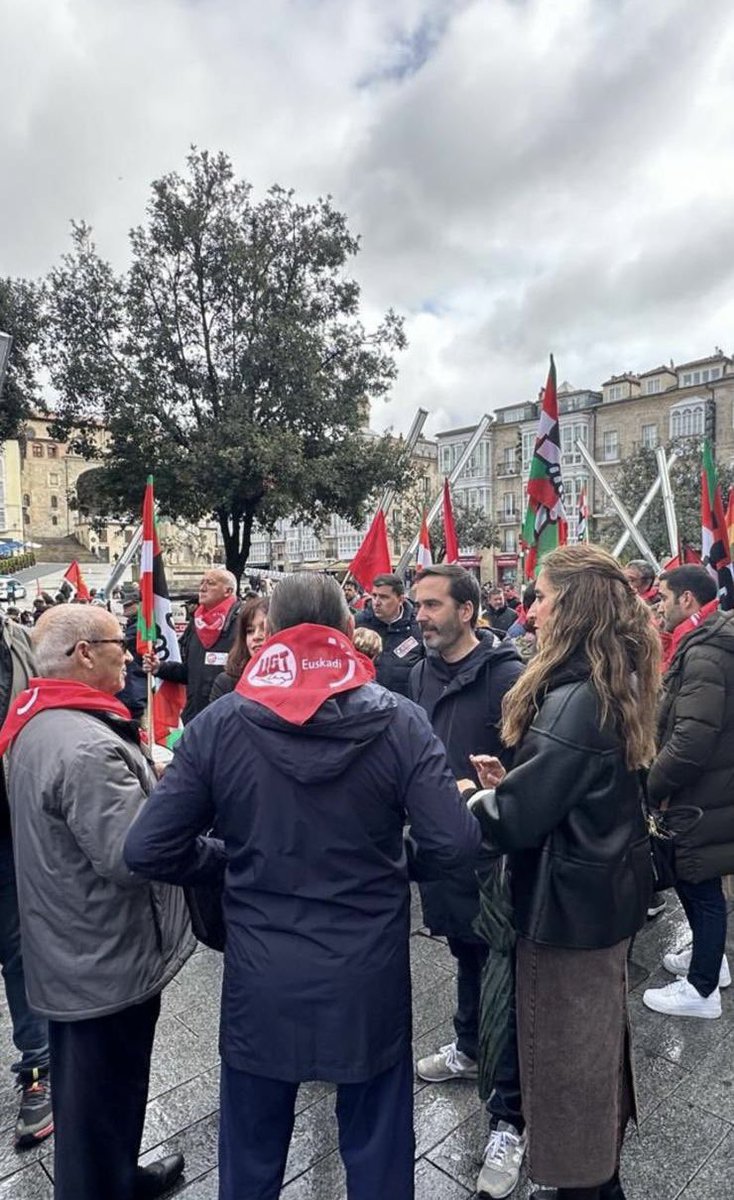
[
  {"x1": 643, "y1": 977, "x2": 722, "y2": 1019},
  {"x1": 477, "y1": 1122, "x2": 527, "y2": 1198},
  {"x1": 415, "y1": 1042, "x2": 478, "y2": 1082},
  {"x1": 662, "y1": 947, "x2": 731, "y2": 989}
]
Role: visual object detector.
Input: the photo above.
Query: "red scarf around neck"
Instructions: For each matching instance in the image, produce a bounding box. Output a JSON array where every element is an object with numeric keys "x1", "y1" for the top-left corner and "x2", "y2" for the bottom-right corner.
[
  {"x1": 0, "y1": 678, "x2": 132, "y2": 757},
  {"x1": 236, "y1": 623, "x2": 375, "y2": 725},
  {"x1": 662, "y1": 597, "x2": 720, "y2": 672},
  {"x1": 194, "y1": 595, "x2": 237, "y2": 649}
]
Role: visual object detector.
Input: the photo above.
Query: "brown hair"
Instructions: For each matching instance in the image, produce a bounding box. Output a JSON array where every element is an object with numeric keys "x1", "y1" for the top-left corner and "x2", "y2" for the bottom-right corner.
[
  {"x1": 225, "y1": 596, "x2": 269, "y2": 678},
  {"x1": 501, "y1": 544, "x2": 660, "y2": 769}
]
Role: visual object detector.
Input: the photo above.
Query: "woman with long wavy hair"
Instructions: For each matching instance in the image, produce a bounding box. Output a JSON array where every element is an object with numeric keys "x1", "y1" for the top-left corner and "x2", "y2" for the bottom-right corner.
[{"x1": 468, "y1": 544, "x2": 660, "y2": 1200}]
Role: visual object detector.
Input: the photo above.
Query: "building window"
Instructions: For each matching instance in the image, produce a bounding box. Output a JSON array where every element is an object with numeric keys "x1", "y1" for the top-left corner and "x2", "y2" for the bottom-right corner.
[
  {"x1": 47, "y1": 444, "x2": 58, "y2": 458},
  {"x1": 51, "y1": 515, "x2": 58, "y2": 526},
  {"x1": 607, "y1": 385, "x2": 623, "y2": 402},
  {"x1": 49, "y1": 472, "x2": 59, "y2": 485},
  {"x1": 502, "y1": 492, "x2": 516, "y2": 518},
  {"x1": 602, "y1": 431, "x2": 619, "y2": 461},
  {"x1": 502, "y1": 529, "x2": 517, "y2": 553},
  {"x1": 32, "y1": 443, "x2": 43, "y2": 458},
  {"x1": 681, "y1": 367, "x2": 720, "y2": 387},
  {"x1": 50, "y1": 495, "x2": 59, "y2": 509},
  {"x1": 641, "y1": 423, "x2": 658, "y2": 449},
  {"x1": 521, "y1": 430, "x2": 536, "y2": 473},
  {"x1": 643, "y1": 378, "x2": 662, "y2": 395},
  {"x1": 561, "y1": 422, "x2": 589, "y2": 466},
  {"x1": 23, "y1": 493, "x2": 31, "y2": 506},
  {"x1": 670, "y1": 404, "x2": 704, "y2": 438}
]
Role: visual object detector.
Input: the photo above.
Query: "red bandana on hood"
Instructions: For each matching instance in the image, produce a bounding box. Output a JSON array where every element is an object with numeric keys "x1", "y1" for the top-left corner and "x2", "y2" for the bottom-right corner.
[
  {"x1": 0, "y1": 678, "x2": 132, "y2": 757},
  {"x1": 194, "y1": 595, "x2": 237, "y2": 649},
  {"x1": 662, "y1": 597, "x2": 720, "y2": 672},
  {"x1": 235, "y1": 623, "x2": 375, "y2": 725}
]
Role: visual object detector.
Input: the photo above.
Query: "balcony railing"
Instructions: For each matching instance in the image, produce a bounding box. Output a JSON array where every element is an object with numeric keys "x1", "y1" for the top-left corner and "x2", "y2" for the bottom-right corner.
[
  {"x1": 496, "y1": 463, "x2": 518, "y2": 477},
  {"x1": 497, "y1": 509, "x2": 520, "y2": 523}
]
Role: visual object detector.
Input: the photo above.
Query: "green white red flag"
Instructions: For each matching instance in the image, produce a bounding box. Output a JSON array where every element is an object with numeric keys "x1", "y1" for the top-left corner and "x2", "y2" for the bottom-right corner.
[
  {"x1": 521, "y1": 355, "x2": 567, "y2": 579},
  {"x1": 701, "y1": 441, "x2": 734, "y2": 610},
  {"x1": 136, "y1": 475, "x2": 186, "y2": 747}
]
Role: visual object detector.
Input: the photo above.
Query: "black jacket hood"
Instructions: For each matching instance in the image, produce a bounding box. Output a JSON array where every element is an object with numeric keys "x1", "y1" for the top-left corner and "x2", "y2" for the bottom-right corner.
[
  {"x1": 233, "y1": 682, "x2": 397, "y2": 784},
  {"x1": 421, "y1": 631, "x2": 520, "y2": 692}
]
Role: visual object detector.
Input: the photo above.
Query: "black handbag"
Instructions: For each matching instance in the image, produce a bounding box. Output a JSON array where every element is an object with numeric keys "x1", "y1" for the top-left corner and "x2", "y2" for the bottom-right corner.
[{"x1": 639, "y1": 770, "x2": 702, "y2": 891}]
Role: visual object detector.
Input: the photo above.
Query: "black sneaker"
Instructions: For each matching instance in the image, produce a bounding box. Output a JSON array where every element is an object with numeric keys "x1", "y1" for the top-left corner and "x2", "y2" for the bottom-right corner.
[
  {"x1": 647, "y1": 892, "x2": 667, "y2": 919},
  {"x1": 15, "y1": 1068, "x2": 53, "y2": 1149}
]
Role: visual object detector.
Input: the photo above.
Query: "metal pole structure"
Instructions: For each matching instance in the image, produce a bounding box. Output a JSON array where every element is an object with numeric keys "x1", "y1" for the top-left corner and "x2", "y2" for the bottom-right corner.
[
  {"x1": 655, "y1": 445, "x2": 680, "y2": 562},
  {"x1": 612, "y1": 451, "x2": 677, "y2": 558},
  {"x1": 576, "y1": 440, "x2": 660, "y2": 571},
  {"x1": 96, "y1": 525, "x2": 143, "y2": 601},
  {"x1": 395, "y1": 414, "x2": 494, "y2": 577},
  {"x1": 378, "y1": 407, "x2": 428, "y2": 515}
]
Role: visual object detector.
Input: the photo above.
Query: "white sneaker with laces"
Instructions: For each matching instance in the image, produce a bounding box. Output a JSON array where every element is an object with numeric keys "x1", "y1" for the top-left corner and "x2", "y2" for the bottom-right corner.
[
  {"x1": 643, "y1": 977, "x2": 722, "y2": 1019},
  {"x1": 662, "y1": 947, "x2": 731, "y2": 988},
  {"x1": 415, "y1": 1042, "x2": 478, "y2": 1082},
  {"x1": 477, "y1": 1122, "x2": 527, "y2": 1198}
]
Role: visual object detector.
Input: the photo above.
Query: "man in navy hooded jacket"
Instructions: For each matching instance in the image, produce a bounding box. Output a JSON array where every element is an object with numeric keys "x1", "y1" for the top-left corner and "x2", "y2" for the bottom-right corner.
[{"x1": 124, "y1": 572, "x2": 482, "y2": 1200}]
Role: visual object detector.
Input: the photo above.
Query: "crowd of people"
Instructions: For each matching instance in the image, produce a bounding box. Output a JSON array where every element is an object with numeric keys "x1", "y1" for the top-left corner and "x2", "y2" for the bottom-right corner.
[{"x1": 0, "y1": 545, "x2": 732, "y2": 1200}]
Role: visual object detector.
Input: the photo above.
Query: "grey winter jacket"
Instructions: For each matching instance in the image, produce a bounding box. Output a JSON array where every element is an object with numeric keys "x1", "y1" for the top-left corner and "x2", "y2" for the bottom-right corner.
[{"x1": 8, "y1": 707, "x2": 195, "y2": 1021}]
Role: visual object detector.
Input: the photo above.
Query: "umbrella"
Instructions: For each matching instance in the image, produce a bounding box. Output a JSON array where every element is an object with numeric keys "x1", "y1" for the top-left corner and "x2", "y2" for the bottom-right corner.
[{"x1": 473, "y1": 854, "x2": 516, "y2": 1101}]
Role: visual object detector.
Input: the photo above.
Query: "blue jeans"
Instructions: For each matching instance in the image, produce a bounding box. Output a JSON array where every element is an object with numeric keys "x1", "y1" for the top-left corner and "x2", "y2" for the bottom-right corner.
[
  {"x1": 0, "y1": 835, "x2": 49, "y2": 1077},
  {"x1": 676, "y1": 876, "x2": 728, "y2": 997}
]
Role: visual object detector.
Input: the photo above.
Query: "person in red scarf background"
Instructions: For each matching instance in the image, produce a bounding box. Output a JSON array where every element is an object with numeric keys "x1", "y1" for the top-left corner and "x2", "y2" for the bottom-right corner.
[{"x1": 144, "y1": 568, "x2": 241, "y2": 724}]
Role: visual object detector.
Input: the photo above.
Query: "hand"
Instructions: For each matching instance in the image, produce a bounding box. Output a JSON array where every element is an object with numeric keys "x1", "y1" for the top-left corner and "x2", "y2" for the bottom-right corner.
[
  {"x1": 456, "y1": 778, "x2": 477, "y2": 796},
  {"x1": 469, "y1": 754, "x2": 506, "y2": 790},
  {"x1": 142, "y1": 651, "x2": 160, "y2": 675}
]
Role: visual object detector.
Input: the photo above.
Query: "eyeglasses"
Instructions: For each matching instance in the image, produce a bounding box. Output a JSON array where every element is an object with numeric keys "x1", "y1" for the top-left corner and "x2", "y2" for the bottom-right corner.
[{"x1": 65, "y1": 638, "x2": 127, "y2": 657}]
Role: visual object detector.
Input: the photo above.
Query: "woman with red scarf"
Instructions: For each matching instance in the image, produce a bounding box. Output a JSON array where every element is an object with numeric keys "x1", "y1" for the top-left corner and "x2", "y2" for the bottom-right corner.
[{"x1": 145, "y1": 568, "x2": 241, "y2": 723}]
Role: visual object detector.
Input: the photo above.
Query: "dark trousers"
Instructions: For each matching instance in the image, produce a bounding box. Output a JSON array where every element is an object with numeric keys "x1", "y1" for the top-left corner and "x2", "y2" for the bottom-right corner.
[
  {"x1": 49, "y1": 993, "x2": 161, "y2": 1200},
  {"x1": 676, "y1": 876, "x2": 728, "y2": 997},
  {"x1": 0, "y1": 835, "x2": 48, "y2": 1077},
  {"x1": 219, "y1": 1050, "x2": 415, "y2": 1200},
  {"x1": 487, "y1": 965, "x2": 523, "y2": 1133}
]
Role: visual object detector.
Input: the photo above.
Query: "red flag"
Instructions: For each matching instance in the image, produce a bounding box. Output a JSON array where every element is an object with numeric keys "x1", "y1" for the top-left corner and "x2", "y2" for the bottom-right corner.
[
  {"x1": 416, "y1": 511, "x2": 433, "y2": 572},
  {"x1": 661, "y1": 546, "x2": 703, "y2": 570},
  {"x1": 348, "y1": 510, "x2": 391, "y2": 592},
  {"x1": 726, "y1": 487, "x2": 734, "y2": 561},
  {"x1": 62, "y1": 560, "x2": 90, "y2": 602},
  {"x1": 443, "y1": 478, "x2": 459, "y2": 564}
]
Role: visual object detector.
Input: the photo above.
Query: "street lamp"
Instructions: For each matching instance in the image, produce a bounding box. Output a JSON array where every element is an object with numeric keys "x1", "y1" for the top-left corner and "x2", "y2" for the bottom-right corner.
[{"x1": 0, "y1": 331, "x2": 12, "y2": 393}]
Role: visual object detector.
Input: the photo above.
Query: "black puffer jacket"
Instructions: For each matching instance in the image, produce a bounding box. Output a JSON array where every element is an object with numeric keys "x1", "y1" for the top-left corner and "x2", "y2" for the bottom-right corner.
[
  {"x1": 409, "y1": 635, "x2": 523, "y2": 939},
  {"x1": 648, "y1": 610, "x2": 734, "y2": 883},
  {"x1": 356, "y1": 599, "x2": 423, "y2": 697},
  {"x1": 157, "y1": 602, "x2": 241, "y2": 724},
  {"x1": 471, "y1": 659, "x2": 652, "y2": 949}
]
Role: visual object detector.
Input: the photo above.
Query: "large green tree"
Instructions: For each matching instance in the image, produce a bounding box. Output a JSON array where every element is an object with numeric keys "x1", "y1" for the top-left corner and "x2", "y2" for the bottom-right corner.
[
  {"x1": 600, "y1": 437, "x2": 734, "y2": 560},
  {"x1": 44, "y1": 149, "x2": 409, "y2": 583},
  {"x1": 0, "y1": 278, "x2": 43, "y2": 443}
]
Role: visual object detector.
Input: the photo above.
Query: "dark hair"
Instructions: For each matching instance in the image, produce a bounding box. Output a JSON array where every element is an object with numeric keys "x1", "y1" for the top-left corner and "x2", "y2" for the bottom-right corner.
[
  {"x1": 522, "y1": 583, "x2": 536, "y2": 609},
  {"x1": 269, "y1": 573, "x2": 350, "y2": 634},
  {"x1": 225, "y1": 597, "x2": 269, "y2": 678},
  {"x1": 414, "y1": 564, "x2": 481, "y2": 627},
  {"x1": 372, "y1": 573, "x2": 404, "y2": 596},
  {"x1": 626, "y1": 559, "x2": 655, "y2": 588},
  {"x1": 659, "y1": 565, "x2": 717, "y2": 606}
]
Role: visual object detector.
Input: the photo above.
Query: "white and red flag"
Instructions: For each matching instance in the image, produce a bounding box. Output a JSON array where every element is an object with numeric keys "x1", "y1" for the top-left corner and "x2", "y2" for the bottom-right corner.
[
  {"x1": 416, "y1": 511, "x2": 433, "y2": 572},
  {"x1": 61, "y1": 560, "x2": 91, "y2": 602},
  {"x1": 443, "y1": 477, "x2": 459, "y2": 564}
]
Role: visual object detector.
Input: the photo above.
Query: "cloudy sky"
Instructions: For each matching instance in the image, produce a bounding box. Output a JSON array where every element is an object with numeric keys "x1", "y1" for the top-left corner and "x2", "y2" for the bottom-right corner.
[{"x1": 3, "y1": 0, "x2": 734, "y2": 436}]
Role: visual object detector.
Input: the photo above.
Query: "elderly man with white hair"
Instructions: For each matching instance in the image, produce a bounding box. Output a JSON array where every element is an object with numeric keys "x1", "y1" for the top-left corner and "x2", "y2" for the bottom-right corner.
[
  {"x1": 145, "y1": 566, "x2": 241, "y2": 722},
  {"x1": 0, "y1": 605, "x2": 197, "y2": 1200}
]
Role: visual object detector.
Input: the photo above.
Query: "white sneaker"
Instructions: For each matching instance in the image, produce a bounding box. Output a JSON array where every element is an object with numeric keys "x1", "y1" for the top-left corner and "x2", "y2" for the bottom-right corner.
[
  {"x1": 643, "y1": 977, "x2": 722, "y2": 1019},
  {"x1": 662, "y1": 947, "x2": 731, "y2": 989},
  {"x1": 477, "y1": 1122, "x2": 527, "y2": 1198},
  {"x1": 415, "y1": 1042, "x2": 478, "y2": 1082}
]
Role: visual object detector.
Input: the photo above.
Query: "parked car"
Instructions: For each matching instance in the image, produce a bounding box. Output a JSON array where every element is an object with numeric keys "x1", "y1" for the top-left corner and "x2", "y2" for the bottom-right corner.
[{"x1": 0, "y1": 578, "x2": 27, "y2": 602}]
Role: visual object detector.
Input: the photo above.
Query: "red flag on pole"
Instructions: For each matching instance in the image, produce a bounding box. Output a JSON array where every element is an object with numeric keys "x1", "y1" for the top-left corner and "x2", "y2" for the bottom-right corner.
[
  {"x1": 416, "y1": 511, "x2": 433, "y2": 572},
  {"x1": 443, "y1": 478, "x2": 459, "y2": 564},
  {"x1": 348, "y1": 510, "x2": 391, "y2": 592},
  {"x1": 62, "y1": 560, "x2": 91, "y2": 602}
]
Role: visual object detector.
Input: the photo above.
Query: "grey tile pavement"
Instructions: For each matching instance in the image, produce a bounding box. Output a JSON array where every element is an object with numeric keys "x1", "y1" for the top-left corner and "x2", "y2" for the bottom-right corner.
[{"x1": 3, "y1": 890, "x2": 734, "y2": 1198}]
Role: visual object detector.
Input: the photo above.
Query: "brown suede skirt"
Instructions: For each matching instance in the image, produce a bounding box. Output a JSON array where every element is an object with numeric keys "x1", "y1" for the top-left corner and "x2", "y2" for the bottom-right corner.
[{"x1": 516, "y1": 936, "x2": 634, "y2": 1189}]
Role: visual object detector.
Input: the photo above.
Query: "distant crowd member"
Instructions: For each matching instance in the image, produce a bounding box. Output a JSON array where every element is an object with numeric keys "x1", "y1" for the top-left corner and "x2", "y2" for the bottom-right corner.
[
  {"x1": 116, "y1": 590, "x2": 147, "y2": 720},
  {"x1": 352, "y1": 625, "x2": 382, "y2": 661},
  {"x1": 343, "y1": 579, "x2": 364, "y2": 613},
  {"x1": 125, "y1": 572, "x2": 482, "y2": 1200},
  {"x1": 624, "y1": 559, "x2": 660, "y2": 606},
  {"x1": 643, "y1": 566, "x2": 734, "y2": 1020},
  {"x1": 483, "y1": 587, "x2": 516, "y2": 634},
  {"x1": 2, "y1": 605, "x2": 195, "y2": 1200},
  {"x1": 145, "y1": 568, "x2": 241, "y2": 722},
  {"x1": 468, "y1": 544, "x2": 659, "y2": 1200},
  {"x1": 356, "y1": 573, "x2": 423, "y2": 696},
  {"x1": 210, "y1": 596, "x2": 268, "y2": 702},
  {"x1": 502, "y1": 582, "x2": 520, "y2": 609},
  {"x1": 410, "y1": 565, "x2": 525, "y2": 1200}
]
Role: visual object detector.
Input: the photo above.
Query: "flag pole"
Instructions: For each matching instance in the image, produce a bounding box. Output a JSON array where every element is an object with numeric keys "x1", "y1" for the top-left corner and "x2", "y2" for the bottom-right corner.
[{"x1": 146, "y1": 659, "x2": 156, "y2": 750}]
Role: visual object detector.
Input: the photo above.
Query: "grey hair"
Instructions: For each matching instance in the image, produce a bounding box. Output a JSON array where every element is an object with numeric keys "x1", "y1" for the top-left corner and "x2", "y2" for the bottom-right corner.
[
  {"x1": 211, "y1": 567, "x2": 237, "y2": 594},
  {"x1": 32, "y1": 606, "x2": 117, "y2": 678},
  {"x1": 627, "y1": 559, "x2": 655, "y2": 587},
  {"x1": 268, "y1": 573, "x2": 350, "y2": 634}
]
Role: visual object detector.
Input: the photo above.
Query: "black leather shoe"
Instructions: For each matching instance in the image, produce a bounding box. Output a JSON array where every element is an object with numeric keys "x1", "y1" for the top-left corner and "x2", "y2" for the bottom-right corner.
[{"x1": 135, "y1": 1153, "x2": 185, "y2": 1199}]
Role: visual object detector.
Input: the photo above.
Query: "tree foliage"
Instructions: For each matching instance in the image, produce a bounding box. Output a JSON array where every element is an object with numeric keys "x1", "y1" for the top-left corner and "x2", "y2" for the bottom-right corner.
[
  {"x1": 600, "y1": 437, "x2": 734, "y2": 560},
  {"x1": 0, "y1": 278, "x2": 43, "y2": 443},
  {"x1": 44, "y1": 149, "x2": 409, "y2": 582},
  {"x1": 391, "y1": 488, "x2": 500, "y2": 562}
]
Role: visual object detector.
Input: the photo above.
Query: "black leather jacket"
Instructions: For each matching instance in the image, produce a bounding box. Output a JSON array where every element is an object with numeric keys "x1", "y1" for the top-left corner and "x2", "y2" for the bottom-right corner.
[{"x1": 471, "y1": 662, "x2": 652, "y2": 949}]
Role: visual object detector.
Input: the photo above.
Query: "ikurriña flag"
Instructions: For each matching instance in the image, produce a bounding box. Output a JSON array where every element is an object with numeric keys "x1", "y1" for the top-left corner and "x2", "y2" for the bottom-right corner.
[
  {"x1": 416, "y1": 511, "x2": 433, "y2": 572},
  {"x1": 701, "y1": 440, "x2": 734, "y2": 611},
  {"x1": 443, "y1": 477, "x2": 459, "y2": 564},
  {"x1": 521, "y1": 355, "x2": 567, "y2": 579}
]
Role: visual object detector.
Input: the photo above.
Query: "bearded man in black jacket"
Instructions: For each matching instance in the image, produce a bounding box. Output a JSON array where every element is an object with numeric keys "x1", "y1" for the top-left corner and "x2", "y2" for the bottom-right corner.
[{"x1": 410, "y1": 565, "x2": 526, "y2": 1200}]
